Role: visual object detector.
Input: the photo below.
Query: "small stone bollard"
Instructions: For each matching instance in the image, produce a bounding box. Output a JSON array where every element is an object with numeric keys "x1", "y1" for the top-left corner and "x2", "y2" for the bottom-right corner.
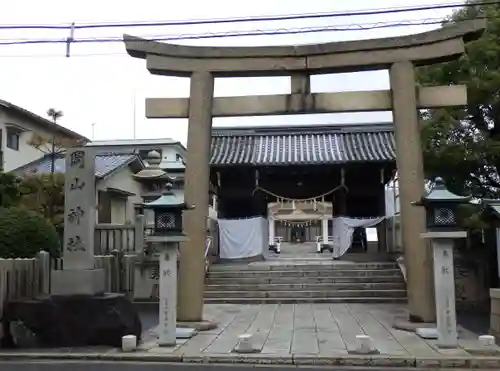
[
  {"x1": 478, "y1": 335, "x2": 496, "y2": 347},
  {"x1": 354, "y1": 334, "x2": 378, "y2": 354},
  {"x1": 233, "y1": 333, "x2": 260, "y2": 353},
  {"x1": 122, "y1": 335, "x2": 137, "y2": 352}
]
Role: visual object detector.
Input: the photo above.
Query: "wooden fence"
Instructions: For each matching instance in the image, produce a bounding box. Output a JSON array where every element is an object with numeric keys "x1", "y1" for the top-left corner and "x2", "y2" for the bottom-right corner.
[
  {"x1": 0, "y1": 251, "x2": 137, "y2": 326},
  {"x1": 57, "y1": 215, "x2": 145, "y2": 255},
  {"x1": 94, "y1": 221, "x2": 144, "y2": 255}
]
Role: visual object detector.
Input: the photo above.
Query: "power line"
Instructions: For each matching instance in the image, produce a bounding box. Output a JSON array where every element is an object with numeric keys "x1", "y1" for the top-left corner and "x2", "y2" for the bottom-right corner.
[
  {"x1": 0, "y1": 0, "x2": 496, "y2": 30},
  {"x1": 0, "y1": 17, "x2": 480, "y2": 47}
]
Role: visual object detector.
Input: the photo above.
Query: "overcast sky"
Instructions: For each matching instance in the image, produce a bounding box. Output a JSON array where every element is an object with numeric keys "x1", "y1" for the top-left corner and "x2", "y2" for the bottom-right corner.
[{"x1": 0, "y1": 0, "x2": 461, "y2": 144}]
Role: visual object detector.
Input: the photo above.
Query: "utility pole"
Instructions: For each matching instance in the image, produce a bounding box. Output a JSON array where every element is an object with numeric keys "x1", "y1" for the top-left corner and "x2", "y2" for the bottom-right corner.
[
  {"x1": 91, "y1": 123, "x2": 96, "y2": 140},
  {"x1": 133, "y1": 89, "x2": 137, "y2": 139}
]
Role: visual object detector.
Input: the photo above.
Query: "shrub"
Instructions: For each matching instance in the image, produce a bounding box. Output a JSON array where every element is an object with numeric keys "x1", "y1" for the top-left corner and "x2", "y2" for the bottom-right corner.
[
  {"x1": 0, "y1": 207, "x2": 60, "y2": 258},
  {"x1": 19, "y1": 173, "x2": 65, "y2": 228}
]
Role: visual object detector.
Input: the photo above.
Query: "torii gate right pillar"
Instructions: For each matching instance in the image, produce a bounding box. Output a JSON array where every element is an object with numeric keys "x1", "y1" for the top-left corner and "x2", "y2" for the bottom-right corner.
[{"x1": 390, "y1": 61, "x2": 434, "y2": 322}]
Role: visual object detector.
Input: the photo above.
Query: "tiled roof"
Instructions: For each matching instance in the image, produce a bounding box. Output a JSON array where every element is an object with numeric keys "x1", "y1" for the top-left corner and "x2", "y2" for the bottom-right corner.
[
  {"x1": 87, "y1": 138, "x2": 181, "y2": 147},
  {"x1": 210, "y1": 123, "x2": 396, "y2": 166},
  {"x1": 13, "y1": 153, "x2": 138, "y2": 178}
]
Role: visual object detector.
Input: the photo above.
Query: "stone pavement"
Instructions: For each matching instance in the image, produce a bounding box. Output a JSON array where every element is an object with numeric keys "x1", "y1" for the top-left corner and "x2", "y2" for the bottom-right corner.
[{"x1": 1, "y1": 303, "x2": 500, "y2": 369}]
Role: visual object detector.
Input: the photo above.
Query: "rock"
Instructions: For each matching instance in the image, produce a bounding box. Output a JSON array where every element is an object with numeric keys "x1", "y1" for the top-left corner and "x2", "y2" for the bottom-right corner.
[
  {"x1": 9, "y1": 320, "x2": 38, "y2": 348},
  {"x1": 1, "y1": 293, "x2": 142, "y2": 348}
]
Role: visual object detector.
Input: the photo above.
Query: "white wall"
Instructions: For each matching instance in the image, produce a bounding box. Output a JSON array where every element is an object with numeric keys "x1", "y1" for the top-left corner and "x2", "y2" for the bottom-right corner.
[
  {"x1": 0, "y1": 110, "x2": 60, "y2": 171},
  {"x1": 96, "y1": 164, "x2": 144, "y2": 224},
  {"x1": 158, "y1": 146, "x2": 184, "y2": 167},
  {"x1": 385, "y1": 185, "x2": 400, "y2": 217}
]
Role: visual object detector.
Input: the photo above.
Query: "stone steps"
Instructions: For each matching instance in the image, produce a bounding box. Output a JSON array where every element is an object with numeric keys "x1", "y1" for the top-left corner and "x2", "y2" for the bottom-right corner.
[
  {"x1": 208, "y1": 268, "x2": 402, "y2": 278},
  {"x1": 205, "y1": 282, "x2": 405, "y2": 291},
  {"x1": 206, "y1": 276, "x2": 401, "y2": 285},
  {"x1": 209, "y1": 262, "x2": 397, "y2": 271},
  {"x1": 204, "y1": 297, "x2": 408, "y2": 304},
  {"x1": 204, "y1": 260, "x2": 406, "y2": 304},
  {"x1": 204, "y1": 289, "x2": 406, "y2": 299}
]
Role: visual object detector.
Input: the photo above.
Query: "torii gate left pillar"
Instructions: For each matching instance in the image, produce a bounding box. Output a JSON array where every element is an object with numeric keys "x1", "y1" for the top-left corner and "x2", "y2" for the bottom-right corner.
[{"x1": 178, "y1": 71, "x2": 214, "y2": 321}]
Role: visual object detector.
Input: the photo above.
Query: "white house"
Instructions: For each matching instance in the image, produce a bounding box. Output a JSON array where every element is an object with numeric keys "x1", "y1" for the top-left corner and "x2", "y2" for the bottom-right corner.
[
  {"x1": 87, "y1": 138, "x2": 186, "y2": 172},
  {"x1": 0, "y1": 99, "x2": 87, "y2": 172},
  {"x1": 86, "y1": 138, "x2": 218, "y2": 223}
]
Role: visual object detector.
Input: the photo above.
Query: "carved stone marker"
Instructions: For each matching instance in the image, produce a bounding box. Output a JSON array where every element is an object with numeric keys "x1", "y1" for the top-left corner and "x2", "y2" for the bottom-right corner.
[
  {"x1": 430, "y1": 232, "x2": 461, "y2": 348},
  {"x1": 417, "y1": 231, "x2": 466, "y2": 348},
  {"x1": 2, "y1": 147, "x2": 141, "y2": 348},
  {"x1": 51, "y1": 147, "x2": 105, "y2": 295},
  {"x1": 158, "y1": 243, "x2": 178, "y2": 346}
]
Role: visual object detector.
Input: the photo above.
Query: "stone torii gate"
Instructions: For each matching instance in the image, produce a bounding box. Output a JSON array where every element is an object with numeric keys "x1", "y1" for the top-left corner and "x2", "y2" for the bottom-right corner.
[{"x1": 124, "y1": 19, "x2": 485, "y2": 324}]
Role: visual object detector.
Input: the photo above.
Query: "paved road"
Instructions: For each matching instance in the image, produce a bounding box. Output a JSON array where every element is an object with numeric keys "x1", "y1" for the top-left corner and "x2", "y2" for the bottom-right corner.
[{"x1": 0, "y1": 361, "x2": 442, "y2": 371}]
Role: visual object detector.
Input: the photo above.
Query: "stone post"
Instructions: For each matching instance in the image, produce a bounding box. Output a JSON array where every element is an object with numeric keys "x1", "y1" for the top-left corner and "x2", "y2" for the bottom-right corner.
[
  {"x1": 390, "y1": 61, "x2": 435, "y2": 323},
  {"x1": 432, "y1": 236, "x2": 458, "y2": 347},
  {"x1": 154, "y1": 239, "x2": 181, "y2": 346},
  {"x1": 177, "y1": 71, "x2": 214, "y2": 322},
  {"x1": 51, "y1": 148, "x2": 105, "y2": 295},
  {"x1": 421, "y1": 231, "x2": 466, "y2": 348}
]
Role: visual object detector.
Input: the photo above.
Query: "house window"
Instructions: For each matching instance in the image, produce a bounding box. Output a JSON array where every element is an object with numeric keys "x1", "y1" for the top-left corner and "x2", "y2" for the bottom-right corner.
[
  {"x1": 176, "y1": 153, "x2": 183, "y2": 162},
  {"x1": 6, "y1": 130, "x2": 20, "y2": 151}
]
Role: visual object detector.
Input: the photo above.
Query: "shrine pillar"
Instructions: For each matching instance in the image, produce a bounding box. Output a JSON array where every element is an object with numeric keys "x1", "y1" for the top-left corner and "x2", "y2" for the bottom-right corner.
[
  {"x1": 268, "y1": 218, "x2": 276, "y2": 246},
  {"x1": 390, "y1": 61, "x2": 435, "y2": 322},
  {"x1": 321, "y1": 218, "x2": 329, "y2": 244},
  {"x1": 177, "y1": 71, "x2": 214, "y2": 322}
]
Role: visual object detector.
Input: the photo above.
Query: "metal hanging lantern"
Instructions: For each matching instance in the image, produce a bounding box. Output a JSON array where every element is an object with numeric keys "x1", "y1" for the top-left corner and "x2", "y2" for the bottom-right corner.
[
  {"x1": 143, "y1": 182, "x2": 194, "y2": 236},
  {"x1": 412, "y1": 177, "x2": 471, "y2": 231}
]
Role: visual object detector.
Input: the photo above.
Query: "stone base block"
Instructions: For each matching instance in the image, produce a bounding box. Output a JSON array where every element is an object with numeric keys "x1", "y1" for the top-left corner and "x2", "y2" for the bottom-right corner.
[
  {"x1": 148, "y1": 325, "x2": 198, "y2": 339},
  {"x1": 0, "y1": 293, "x2": 142, "y2": 348},
  {"x1": 490, "y1": 288, "x2": 500, "y2": 338},
  {"x1": 177, "y1": 320, "x2": 218, "y2": 331},
  {"x1": 51, "y1": 269, "x2": 105, "y2": 295}
]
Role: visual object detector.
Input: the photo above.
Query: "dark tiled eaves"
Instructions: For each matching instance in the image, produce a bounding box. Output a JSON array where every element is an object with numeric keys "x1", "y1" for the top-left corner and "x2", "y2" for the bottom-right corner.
[
  {"x1": 339, "y1": 131, "x2": 395, "y2": 162},
  {"x1": 210, "y1": 131, "x2": 395, "y2": 166}
]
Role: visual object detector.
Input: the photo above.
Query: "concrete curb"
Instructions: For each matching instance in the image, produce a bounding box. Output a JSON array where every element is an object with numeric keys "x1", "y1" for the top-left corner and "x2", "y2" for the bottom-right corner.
[{"x1": 1, "y1": 351, "x2": 500, "y2": 368}]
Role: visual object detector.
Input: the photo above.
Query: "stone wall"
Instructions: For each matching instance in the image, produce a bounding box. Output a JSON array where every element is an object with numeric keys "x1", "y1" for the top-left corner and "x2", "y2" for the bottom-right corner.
[
  {"x1": 397, "y1": 251, "x2": 490, "y2": 313},
  {"x1": 455, "y1": 253, "x2": 490, "y2": 313},
  {"x1": 490, "y1": 289, "x2": 500, "y2": 337}
]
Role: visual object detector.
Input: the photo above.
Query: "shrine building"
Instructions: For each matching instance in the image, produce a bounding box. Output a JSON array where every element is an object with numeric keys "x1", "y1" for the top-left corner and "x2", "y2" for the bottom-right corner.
[{"x1": 209, "y1": 122, "x2": 396, "y2": 257}]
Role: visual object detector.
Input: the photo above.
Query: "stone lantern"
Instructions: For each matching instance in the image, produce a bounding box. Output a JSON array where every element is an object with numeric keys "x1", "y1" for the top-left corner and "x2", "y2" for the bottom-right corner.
[
  {"x1": 133, "y1": 150, "x2": 167, "y2": 188},
  {"x1": 142, "y1": 183, "x2": 195, "y2": 347},
  {"x1": 412, "y1": 176, "x2": 470, "y2": 349},
  {"x1": 413, "y1": 177, "x2": 471, "y2": 232},
  {"x1": 143, "y1": 182, "x2": 191, "y2": 236}
]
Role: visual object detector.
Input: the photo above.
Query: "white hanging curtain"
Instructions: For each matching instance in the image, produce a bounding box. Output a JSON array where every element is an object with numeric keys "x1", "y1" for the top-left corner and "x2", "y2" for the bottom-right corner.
[
  {"x1": 331, "y1": 217, "x2": 385, "y2": 258},
  {"x1": 218, "y1": 217, "x2": 266, "y2": 259}
]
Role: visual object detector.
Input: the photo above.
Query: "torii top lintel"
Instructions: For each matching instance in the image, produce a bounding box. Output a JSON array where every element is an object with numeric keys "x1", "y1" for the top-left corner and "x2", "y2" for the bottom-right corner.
[{"x1": 123, "y1": 19, "x2": 485, "y2": 77}]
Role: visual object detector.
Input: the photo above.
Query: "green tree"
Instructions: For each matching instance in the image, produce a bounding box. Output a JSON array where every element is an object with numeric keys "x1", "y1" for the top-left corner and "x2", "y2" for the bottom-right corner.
[
  {"x1": 0, "y1": 172, "x2": 23, "y2": 207},
  {"x1": 18, "y1": 173, "x2": 65, "y2": 227},
  {"x1": 417, "y1": 1, "x2": 500, "y2": 198},
  {"x1": 417, "y1": 1, "x2": 500, "y2": 274}
]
